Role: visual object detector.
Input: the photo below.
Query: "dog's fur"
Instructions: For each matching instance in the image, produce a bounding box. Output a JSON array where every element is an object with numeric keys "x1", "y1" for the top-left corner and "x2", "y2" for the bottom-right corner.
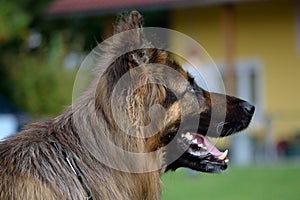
[{"x1": 0, "y1": 11, "x2": 254, "y2": 200}]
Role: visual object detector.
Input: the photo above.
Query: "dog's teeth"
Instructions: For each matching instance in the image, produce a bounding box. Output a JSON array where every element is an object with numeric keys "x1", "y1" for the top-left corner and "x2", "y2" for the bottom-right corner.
[
  {"x1": 218, "y1": 149, "x2": 228, "y2": 160},
  {"x1": 185, "y1": 132, "x2": 193, "y2": 140},
  {"x1": 197, "y1": 143, "x2": 207, "y2": 150},
  {"x1": 186, "y1": 135, "x2": 193, "y2": 140},
  {"x1": 225, "y1": 158, "x2": 229, "y2": 163},
  {"x1": 192, "y1": 139, "x2": 198, "y2": 144}
]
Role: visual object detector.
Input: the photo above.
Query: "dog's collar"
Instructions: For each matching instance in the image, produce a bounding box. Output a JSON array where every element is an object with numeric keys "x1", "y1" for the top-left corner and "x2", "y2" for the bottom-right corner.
[{"x1": 51, "y1": 142, "x2": 92, "y2": 200}]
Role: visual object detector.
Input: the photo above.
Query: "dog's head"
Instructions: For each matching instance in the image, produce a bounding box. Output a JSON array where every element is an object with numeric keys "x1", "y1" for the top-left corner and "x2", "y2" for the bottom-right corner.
[{"x1": 93, "y1": 11, "x2": 254, "y2": 173}]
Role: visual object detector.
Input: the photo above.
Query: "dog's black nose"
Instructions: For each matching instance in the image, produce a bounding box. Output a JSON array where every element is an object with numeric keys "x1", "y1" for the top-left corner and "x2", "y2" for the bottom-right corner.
[{"x1": 240, "y1": 101, "x2": 255, "y2": 115}]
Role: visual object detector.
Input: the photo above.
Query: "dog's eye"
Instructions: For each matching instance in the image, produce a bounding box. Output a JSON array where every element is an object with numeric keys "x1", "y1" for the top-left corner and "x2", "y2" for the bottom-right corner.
[
  {"x1": 166, "y1": 133, "x2": 172, "y2": 139},
  {"x1": 162, "y1": 132, "x2": 175, "y2": 145},
  {"x1": 187, "y1": 85, "x2": 195, "y2": 93}
]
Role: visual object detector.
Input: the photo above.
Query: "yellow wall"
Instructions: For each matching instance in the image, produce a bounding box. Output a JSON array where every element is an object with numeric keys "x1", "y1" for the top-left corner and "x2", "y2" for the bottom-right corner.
[
  {"x1": 170, "y1": 1, "x2": 300, "y2": 140},
  {"x1": 170, "y1": 6, "x2": 223, "y2": 60}
]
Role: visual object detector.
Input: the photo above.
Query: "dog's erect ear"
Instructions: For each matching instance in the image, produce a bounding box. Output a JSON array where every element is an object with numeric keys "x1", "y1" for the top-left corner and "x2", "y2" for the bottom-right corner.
[
  {"x1": 113, "y1": 10, "x2": 145, "y2": 45},
  {"x1": 114, "y1": 10, "x2": 144, "y2": 34},
  {"x1": 112, "y1": 10, "x2": 152, "y2": 68}
]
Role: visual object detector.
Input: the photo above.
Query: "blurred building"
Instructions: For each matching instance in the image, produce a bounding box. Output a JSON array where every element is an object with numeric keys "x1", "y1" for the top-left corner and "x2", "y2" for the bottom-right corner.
[{"x1": 47, "y1": 0, "x2": 300, "y2": 162}]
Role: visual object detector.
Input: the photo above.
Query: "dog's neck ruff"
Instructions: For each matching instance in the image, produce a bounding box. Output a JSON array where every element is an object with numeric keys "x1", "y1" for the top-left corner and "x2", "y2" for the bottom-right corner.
[{"x1": 51, "y1": 142, "x2": 92, "y2": 200}]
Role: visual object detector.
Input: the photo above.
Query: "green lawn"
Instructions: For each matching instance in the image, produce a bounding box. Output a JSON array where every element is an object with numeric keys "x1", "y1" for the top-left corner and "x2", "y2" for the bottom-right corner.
[{"x1": 162, "y1": 164, "x2": 300, "y2": 200}]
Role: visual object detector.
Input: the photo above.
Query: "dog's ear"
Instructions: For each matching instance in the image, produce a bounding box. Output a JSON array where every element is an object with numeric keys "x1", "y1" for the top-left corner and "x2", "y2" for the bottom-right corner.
[
  {"x1": 95, "y1": 11, "x2": 153, "y2": 116},
  {"x1": 114, "y1": 10, "x2": 144, "y2": 39},
  {"x1": 113, "y1": 10, "x2": 145, "y2": 47},
  {"x1": 112, "y1": 10, "x2": 152, "y2": 68}
]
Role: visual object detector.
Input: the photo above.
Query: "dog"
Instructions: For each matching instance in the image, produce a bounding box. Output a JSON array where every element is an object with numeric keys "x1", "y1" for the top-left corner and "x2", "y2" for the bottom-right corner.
[{"x1": 0, "y1": 11, "x2": 254, "y2": 200}]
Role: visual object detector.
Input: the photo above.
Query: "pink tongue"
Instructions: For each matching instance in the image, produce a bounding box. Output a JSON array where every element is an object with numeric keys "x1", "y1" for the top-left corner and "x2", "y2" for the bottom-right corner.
[{"x1": 192, "y1": 133, "x2": 223, "y2": 157}]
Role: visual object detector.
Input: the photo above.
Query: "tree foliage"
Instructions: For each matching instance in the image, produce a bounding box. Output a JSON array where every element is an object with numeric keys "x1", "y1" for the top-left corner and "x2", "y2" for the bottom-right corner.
[
  {"x1": 3, "y1": 34, "x2": 77, "y2": 115},
  {"x1": 0, "y1": 0, "x2": 77, "y2": 116},
  {"x1": 0, "y1": 1, "x2": 30, "y2": 43},
  {"x1": 0, "y1": 0, "x2": 51, "y2": 46}
]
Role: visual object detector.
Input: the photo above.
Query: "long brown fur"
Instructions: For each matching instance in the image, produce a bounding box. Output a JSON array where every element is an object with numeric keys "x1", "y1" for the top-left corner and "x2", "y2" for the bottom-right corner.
[{"x1": 0, "y1": 11, "x2": 169, "y2": 200}]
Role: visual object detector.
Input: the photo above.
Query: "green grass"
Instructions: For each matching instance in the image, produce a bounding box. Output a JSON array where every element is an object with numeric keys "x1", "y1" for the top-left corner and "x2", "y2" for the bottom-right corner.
[{"x1": 162, "y1": 164, "x2": 300, "y2": 200}]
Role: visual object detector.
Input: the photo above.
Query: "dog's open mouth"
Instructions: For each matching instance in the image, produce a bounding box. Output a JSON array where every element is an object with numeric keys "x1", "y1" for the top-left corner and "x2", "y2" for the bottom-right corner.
[
  {"x1": 181, "y1": 132, "x2": 229, "y2": 162},
  {"x1": 171, "y1": 132, "x2": 229, "y2": 173}
]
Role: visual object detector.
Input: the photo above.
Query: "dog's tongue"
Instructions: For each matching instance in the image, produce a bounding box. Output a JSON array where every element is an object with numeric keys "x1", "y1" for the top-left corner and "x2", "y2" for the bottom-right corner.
[{"x1": 192, "y1": 133, "x2": 223, "y2": 157}]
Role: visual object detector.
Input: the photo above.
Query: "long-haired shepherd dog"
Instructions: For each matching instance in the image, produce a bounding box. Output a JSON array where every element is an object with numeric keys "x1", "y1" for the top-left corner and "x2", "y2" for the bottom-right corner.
[{"x1": 0, "y1": 11, "x2": 255, "y2": 199}]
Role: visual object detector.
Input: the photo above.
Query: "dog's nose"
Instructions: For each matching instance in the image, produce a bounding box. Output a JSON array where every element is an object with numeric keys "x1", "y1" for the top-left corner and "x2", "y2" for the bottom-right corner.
[{"x1": 240, "y1": 101, "x2": 255, "y2": 115}]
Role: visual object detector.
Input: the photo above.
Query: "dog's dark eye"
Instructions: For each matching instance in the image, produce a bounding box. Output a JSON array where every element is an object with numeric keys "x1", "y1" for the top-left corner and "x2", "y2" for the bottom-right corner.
[
  {"x1": 161, "y1": 132, "x2": 176, "y2": 145},
  {"x1": 166, "y1": 133, "x2": 173, "y2": 139}
]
